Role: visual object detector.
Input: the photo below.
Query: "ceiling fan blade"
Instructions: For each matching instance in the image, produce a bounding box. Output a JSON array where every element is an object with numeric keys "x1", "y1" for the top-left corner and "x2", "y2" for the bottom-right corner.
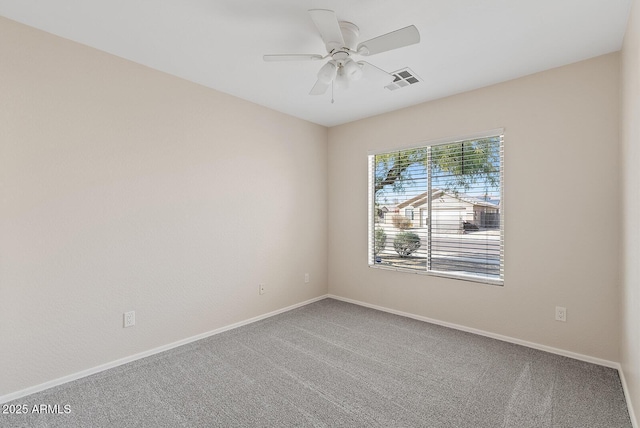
[
  {"x1": 357, "y1": 25, "x2": 420, "y2": 56},
  {"x1": 309, "y1": 9, "x2": 345, "y2": 51},
  {"x1": 263, "y1": 54, "x2": 324, "y2": 62},
  {"x1": 310, "y1": 79, "x2": 330, "y2": 95},
  {"x1": 358, "y1": 61, "x2": 395, "y2": 85}
]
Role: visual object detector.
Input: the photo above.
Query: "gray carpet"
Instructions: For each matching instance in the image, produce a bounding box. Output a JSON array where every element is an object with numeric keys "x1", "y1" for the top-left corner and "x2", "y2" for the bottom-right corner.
[{"x1": 1, "y1": 298, "x2": 632, "y2": 427}]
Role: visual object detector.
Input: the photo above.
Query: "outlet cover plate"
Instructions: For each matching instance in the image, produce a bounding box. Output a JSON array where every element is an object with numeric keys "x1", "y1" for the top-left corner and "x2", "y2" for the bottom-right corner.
[
  {"x1": 124, "y1": 311, "x2": 136, "y2": 328},
  {"x1": 555, "y1": 306, "x2": 566, "y2": 322}
]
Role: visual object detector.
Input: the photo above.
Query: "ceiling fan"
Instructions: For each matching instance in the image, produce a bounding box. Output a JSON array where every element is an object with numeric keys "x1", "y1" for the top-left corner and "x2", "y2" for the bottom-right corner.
[{"x1": 263, "y1": 9, "x2": 420, "y2": 96}]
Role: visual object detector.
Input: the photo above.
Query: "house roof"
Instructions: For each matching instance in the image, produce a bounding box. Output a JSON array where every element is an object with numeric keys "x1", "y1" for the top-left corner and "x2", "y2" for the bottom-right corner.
[
  {"x1": 396, "y1": 189, "x2": 499, "y2": 210},
  {"x1": 396, "y1": 191, "x2": 432, "y2": 210}
]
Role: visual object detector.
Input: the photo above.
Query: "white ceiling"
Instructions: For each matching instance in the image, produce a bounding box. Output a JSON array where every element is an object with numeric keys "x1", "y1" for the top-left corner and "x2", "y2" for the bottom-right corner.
[{"x1": 0, "y1": 0, "x2": 632, "y2": 127}]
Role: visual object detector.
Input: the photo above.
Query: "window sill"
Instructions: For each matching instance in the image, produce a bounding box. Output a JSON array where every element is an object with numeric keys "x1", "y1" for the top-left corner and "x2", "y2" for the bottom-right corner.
[{"x1": 368, "y1": 263, "x2": 504, "y2": 286}]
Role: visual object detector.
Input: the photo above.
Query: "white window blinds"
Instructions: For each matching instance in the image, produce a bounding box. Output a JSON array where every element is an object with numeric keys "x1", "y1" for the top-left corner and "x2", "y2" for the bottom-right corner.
[{"x1": 368, "y1": 133, "x2": 504, "y2": 284}]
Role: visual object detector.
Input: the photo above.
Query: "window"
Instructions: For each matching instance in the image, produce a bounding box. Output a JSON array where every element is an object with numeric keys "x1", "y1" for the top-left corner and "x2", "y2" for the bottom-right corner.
[
  {"x1": 405, "y1": 208, "x2": 414, "y2": 220},
  {"x1": 368, "y1": 131, "x2": 504, "y2": 285}
]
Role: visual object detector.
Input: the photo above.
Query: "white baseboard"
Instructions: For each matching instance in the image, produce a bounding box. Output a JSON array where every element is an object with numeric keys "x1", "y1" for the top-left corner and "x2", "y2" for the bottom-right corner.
[
  {"x1": 0, "y1": 294, "x2": 329, "y2": 405},
  {"x1": 618, "y1": 363, "x2": 639, "y2": 428},
  {"x1": 327, "y1": 294, "x2": 619, "y2": 368}
]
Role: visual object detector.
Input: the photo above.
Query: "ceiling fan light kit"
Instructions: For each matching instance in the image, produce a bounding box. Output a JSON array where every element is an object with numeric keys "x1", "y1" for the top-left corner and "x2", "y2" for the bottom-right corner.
[
  {"x1": 317, "y1": 61, "x2": 337, "y2": 84},
  {"x1": 334, "y1": 68, "x2": 349, "y2": 90},
  {"x1": 343, "y1": 59, "x2": 363, "y2": 81},
  {"x1": 263, "y1": 9, "x2": 420, "y2": 98}
]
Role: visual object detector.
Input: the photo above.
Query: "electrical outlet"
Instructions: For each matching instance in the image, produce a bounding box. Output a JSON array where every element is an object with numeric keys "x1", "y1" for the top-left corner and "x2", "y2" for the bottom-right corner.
[
  {"x1": 124, "y1": 311, "x2": 135, "y2": 328},
  {"x1": 555, "y1": 306, "x2": 567, "y2": 322},
  {"x1": 259, "y1": 283, "x2": 265, "y2": 295},
  {"x1": 304, "y1": 273, "x2": 310, "y2": 284}
]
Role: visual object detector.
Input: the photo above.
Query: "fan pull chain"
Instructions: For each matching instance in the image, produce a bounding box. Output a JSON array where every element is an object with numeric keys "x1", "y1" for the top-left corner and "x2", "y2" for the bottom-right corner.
[{"x1": 331, "y1": 80, "x2": 334, "y2": 104}]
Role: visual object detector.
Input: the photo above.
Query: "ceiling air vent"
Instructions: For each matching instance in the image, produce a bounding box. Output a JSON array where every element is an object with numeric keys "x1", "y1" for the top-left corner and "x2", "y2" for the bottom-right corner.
[{"x1": 385, "y1": 68, "x2": 422, "y2": 91}]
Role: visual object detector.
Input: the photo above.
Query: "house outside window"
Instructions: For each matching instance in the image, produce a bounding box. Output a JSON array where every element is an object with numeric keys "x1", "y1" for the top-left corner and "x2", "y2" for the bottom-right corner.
[{"x1": 368, "y1": 131, "x2": 504, "y2": 285}]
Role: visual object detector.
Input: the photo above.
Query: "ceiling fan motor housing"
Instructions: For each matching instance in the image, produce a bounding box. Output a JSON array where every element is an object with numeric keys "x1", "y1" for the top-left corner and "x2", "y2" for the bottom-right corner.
[
  {"x1": 327, "y1": 21, "x2": 359, "y2": 60},
  {"x1": 329, "y1": 21, "x2": 360, "y2": 77},
  {"x1": 339, "y1": 21, "x2": 359, "y2": 51}
]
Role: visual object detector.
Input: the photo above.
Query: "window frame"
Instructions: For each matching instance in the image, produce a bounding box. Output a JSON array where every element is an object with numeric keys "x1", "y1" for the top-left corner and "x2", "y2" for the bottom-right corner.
[{"x1": 367, "y1": 129, "x2": 504, "y2": 286}]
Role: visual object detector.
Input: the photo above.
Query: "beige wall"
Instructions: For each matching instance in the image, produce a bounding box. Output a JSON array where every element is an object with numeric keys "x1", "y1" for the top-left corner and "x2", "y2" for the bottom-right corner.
[
  {"x1": 621, "y1": 0, "x2": 640, "y2": 421},
  {"x1": 0, "y1": 17, "x2": 327, "y2": 396},
  {"x1": 328, "y1": 53, "x2": 621, "y2": 361}
]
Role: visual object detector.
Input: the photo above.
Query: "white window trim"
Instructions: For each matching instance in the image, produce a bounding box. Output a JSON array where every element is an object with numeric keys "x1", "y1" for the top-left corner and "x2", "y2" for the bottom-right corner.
[{"x1": 368, "y1": 129, "x2": 505, "y2": 286}]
